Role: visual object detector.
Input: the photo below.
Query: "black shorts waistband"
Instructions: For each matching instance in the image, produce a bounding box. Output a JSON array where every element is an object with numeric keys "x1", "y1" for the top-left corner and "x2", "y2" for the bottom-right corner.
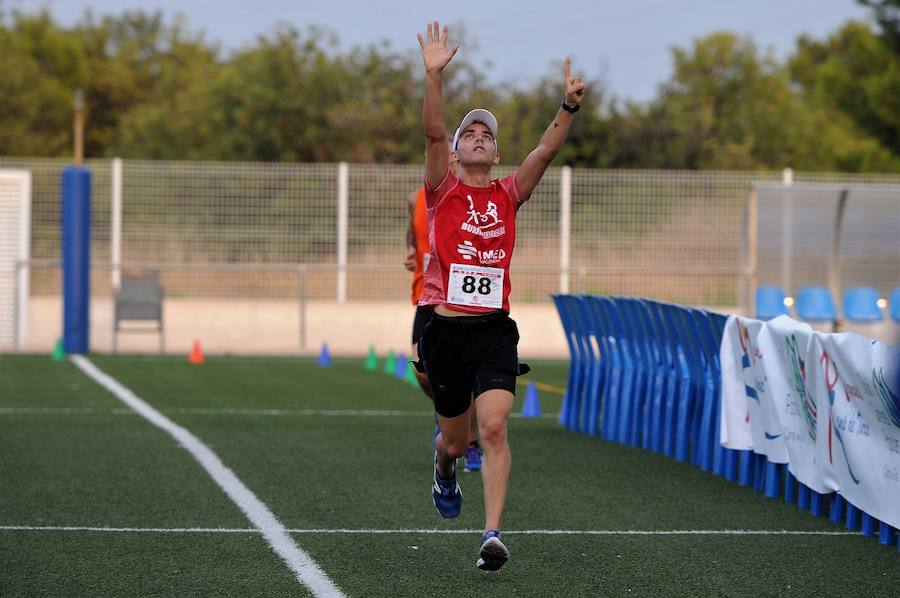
[{"x1": 431, "y1": 309, "x2": 509, "y2": 326}]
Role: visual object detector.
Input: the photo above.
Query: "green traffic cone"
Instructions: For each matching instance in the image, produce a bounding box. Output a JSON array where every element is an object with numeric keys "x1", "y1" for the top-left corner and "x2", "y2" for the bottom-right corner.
[
  {"x1": 404, "y1": 361, "x2": 420, "y2": 387},
  {"x1": 51, "y1": 338, "x2": 65, "y2": 362},
  {"x1": 364, "y1": 346, "x2": 378, "y2": 371},
  {"x1": 383, "y1": 350, "x2": 396, "y2": 375}
]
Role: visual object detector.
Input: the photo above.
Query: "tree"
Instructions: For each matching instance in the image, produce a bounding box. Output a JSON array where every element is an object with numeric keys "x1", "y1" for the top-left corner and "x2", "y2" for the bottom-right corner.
[
  {"x1": 81, "y1": 10, "x2": 220, "y2": 158},
  {"x1": 608, "y1": 31, "x2": 899, "y2": 171},
  {"x1": 859, "y1": 0, "x2": 900, "y2": 49},
  {"x1": 0, "y1": 10, "x2": 88, "y2": 156},
  {"x1": 790, "y1": 20, "x2": 900, "y2": 160}
]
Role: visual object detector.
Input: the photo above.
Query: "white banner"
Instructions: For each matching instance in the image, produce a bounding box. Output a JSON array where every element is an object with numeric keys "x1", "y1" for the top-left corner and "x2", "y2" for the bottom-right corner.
[
  {"x1": 756, "y1": 317, "x2": 826, "y2": 492},
  {"x1": 720, "y1": 315, "x2": 900, "y2": 527},
  {"x1": 719, "y1": 316, "x2": 753, "y2": 450},
  {"x1": 812, "y1": 332, "x2": 900, "y2": 528}
]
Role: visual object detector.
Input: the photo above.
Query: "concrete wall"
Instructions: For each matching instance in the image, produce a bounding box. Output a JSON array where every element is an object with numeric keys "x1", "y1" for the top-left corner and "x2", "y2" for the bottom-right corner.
[{"x1": 21, "y1": 297, "x2": 570, "y2": 359}]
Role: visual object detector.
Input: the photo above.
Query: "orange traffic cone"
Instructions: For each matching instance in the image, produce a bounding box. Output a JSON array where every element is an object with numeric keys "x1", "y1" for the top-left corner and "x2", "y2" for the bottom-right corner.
[{"x1": 188, "y1": 339, "x2": 205, "y2": 365}]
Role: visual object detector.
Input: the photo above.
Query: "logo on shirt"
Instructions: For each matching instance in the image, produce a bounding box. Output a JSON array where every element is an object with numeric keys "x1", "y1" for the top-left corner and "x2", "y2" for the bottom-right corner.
[
  {"x1": 457, "y1": 240, "x2": 507, "y2": 265},
  {"x1": 461, "y1": 194, "x2": 505, "y2": 239}
]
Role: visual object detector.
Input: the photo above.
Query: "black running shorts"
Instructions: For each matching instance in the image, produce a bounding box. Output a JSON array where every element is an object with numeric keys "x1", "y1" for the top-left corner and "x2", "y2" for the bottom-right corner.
[
  {"x1": 411, "y1": 305, "x2": 435, "y2": 345},
  {"x1": 416, "y1": 310, "x2": 521, "y2": 418}
]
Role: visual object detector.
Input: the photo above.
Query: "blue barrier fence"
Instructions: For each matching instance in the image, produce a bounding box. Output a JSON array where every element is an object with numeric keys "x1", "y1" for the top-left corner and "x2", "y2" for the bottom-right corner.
[{"x1": 552, "y1": 294, "x2": 899, "y2": 552}]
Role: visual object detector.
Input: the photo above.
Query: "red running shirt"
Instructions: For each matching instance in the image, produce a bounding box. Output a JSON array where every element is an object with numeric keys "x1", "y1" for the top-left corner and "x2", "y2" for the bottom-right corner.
[{"x1": 418, "y1": 169, "x2": 526, "y2": 314}]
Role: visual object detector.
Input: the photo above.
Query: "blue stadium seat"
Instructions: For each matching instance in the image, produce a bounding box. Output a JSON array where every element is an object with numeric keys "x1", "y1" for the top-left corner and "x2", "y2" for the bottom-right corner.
[
  {"x1": 796, "y1": 286, "x2": 836, "y2": 322},
  {"x1": 842, "y1": 287, "x2": 883, "y2": 322},
  {"x1": 755, "y1": 285, "x2": 789, "y2": 320},
  {"x1": 889, "y1": 288, "x2": 900, "y2": 323}
]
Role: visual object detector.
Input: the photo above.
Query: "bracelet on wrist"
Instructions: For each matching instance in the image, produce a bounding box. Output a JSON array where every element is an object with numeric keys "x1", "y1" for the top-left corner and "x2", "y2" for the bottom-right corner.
[{"x1": 561, "y1": 101, "x2": 580, "y2": 113}]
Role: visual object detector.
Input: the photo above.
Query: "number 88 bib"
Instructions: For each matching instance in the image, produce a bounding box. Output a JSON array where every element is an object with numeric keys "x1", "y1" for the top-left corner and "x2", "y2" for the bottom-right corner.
[{"x1": 447, "y1": 263, "x2": 504, "y2": 309}]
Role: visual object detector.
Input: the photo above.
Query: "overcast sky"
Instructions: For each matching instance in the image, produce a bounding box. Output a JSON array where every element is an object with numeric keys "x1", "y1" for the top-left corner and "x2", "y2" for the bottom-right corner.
[{"x1": 25, "y1": 0, "x2": 871, "y2": 101}]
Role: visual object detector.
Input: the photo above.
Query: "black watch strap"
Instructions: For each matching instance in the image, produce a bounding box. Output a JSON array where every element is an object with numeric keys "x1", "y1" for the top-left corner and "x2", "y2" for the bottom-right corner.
[{"x1": 561, "y1": 101, "x2": 580, "y2": 113}]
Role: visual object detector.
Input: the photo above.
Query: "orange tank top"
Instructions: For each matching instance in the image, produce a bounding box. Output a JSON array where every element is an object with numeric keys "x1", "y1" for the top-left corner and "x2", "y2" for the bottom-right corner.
[{"x1": 411, "y1": 187, "x2": 430, "y2": 304}]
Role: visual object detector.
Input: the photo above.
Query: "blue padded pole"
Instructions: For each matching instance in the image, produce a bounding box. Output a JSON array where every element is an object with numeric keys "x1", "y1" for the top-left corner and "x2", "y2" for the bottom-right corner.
[{"x1": 62, "y1": 166, "x2": 92, "y2": 354}]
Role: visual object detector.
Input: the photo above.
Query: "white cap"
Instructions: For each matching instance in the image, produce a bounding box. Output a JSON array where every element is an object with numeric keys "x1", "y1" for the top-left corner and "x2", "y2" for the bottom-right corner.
[{"x1": 452, "y1": 108, "x2": 498, "y2": 150}]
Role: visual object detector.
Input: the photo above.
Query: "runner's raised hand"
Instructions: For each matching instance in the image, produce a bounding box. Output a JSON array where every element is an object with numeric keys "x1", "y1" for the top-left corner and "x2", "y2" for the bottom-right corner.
[{"x1": 417, "y1": 20, "x2": 459, "y2": 74}]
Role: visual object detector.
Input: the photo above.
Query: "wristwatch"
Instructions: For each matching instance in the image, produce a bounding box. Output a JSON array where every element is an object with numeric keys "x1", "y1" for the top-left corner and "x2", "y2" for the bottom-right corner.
[{"x1": 561, "y1": 101, "x2": 580, "y2": 113}]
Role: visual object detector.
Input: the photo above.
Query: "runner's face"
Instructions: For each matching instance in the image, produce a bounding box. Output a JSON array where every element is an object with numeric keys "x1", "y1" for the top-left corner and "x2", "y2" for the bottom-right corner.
[{"x1": 455, "y1": 123, "x2": 498, "y2": 166}]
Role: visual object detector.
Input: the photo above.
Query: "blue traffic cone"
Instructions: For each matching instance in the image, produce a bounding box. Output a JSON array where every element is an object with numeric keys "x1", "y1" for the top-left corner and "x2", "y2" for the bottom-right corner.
[
  {"x1": 522, "y1": 382, "x2": 541, "y2": 417},
  {"x1": 317, "y1": 342, "x2": 332, "y2": 367},
  {"x1": 394, "y1": 352, "x2": 408, "y2": 379}
]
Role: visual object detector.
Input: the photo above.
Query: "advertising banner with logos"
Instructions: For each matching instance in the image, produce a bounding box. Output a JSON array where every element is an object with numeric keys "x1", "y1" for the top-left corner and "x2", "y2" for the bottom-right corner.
[{"x1": 720, "y1": 315, "x2": 900, "y2": 528}]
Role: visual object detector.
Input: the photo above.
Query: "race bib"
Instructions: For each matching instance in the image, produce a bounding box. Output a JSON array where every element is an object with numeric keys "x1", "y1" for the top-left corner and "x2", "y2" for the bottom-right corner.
[{"x1": 447, "y1": 263, "x2": 504, "y2": 309}]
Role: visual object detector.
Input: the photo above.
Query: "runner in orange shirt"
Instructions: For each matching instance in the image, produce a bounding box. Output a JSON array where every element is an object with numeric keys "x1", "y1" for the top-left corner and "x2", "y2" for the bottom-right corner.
[{"x1": 406, "y1": 148, "x2": 483, "y2": 472}]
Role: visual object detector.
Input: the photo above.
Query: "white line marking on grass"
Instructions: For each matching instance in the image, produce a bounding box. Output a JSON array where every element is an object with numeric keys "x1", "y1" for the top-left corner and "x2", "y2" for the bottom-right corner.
[
  {"x1": 0, "y1": 407, "x2": 136, "y2": 415},
  {"x1": 69, "y1": 355, "x2": 345, "y2": 598},
  {"x1": 172, "y1": 408, "x2": 435, "y2": 417},
  {"x1": 168, "y1": 408, "x2": 557, "y2": 420},
  {"x1": 1, "y1": 526, "x2": 259, "y2": 533},
  {"x1": 0, "y1": 406, "x2": 558, "y2": 419},
  {"x1": 1, "y1": 525, "x2": 861, "y2": 537}
]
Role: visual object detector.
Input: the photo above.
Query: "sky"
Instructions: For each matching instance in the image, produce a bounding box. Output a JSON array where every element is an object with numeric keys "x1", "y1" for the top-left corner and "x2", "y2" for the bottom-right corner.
[{"x1": 23, "y1": 0, "x2": 872, "y2": 102}]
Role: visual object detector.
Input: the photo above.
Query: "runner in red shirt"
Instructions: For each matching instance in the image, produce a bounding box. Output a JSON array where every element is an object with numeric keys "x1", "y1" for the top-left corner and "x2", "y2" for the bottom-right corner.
[{"x1": 416, "y1": 20, "x2": 586, "y2": 570}]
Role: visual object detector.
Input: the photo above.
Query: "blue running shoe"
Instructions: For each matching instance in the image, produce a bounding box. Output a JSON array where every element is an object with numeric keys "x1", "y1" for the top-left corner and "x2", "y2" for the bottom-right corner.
[
  {"x1": 463, "y1": 442, "x2": 482, "y2": 472},
  {"x1": 432, "y1": 453, "x2": 462, "y2": 519},
  {"x1": 476, "y1": 529, "x2": 509, "y2": 571}
]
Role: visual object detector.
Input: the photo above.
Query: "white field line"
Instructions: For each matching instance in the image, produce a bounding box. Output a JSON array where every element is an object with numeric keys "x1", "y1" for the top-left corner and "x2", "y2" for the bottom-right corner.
[
  {"x1": 0, "y1": 525, "x2": 860, "y2": 536},
  {"x1": 0, "y1": 406, "x2": 557, "y2": 419},
  {"x1": 69, "y1": 355, "x2": 345, "y2": 598}
]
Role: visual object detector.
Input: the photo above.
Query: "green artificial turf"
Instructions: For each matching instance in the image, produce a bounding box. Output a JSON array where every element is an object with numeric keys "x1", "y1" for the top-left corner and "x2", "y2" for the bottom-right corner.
[{"x1": 2, "y1": 355, "x2": 897, "y2": 597}]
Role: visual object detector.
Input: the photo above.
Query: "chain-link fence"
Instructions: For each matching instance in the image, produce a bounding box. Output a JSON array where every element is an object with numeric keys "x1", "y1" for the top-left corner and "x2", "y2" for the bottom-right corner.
[{"x1": 2, "y1": 157, "x2": 899, "y2": 353}]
